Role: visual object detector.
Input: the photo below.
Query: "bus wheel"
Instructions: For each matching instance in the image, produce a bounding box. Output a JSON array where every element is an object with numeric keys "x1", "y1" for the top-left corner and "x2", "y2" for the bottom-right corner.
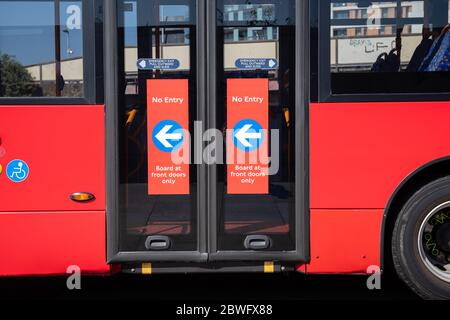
[{"x1": 392, "y1": 176, "x2": 450, "y2": 300}]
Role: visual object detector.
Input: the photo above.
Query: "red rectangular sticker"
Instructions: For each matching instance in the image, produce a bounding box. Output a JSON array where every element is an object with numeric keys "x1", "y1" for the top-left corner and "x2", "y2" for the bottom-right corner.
[
  {"x1": 227, "y1": 78, "x2": 269, "y2": 194},
  {"x1": 147, "y1": 79, "x2": 189, "y2": 195}
]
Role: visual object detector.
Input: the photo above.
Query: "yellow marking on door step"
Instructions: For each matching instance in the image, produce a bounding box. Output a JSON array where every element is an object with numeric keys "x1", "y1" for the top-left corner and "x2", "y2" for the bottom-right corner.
[
  {"x1": 142, "y1": 263, "x2": 152, "y2": 274},
  {"x1": 264, "y1": 261, "x2": 275, "y2": 273}
]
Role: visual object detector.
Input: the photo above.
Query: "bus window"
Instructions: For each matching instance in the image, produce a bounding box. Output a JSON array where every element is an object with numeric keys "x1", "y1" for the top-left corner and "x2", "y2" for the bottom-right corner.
[
  {"x1": 0, "y1": 0, "x2": 84, "y2": 98},
  {"x1": 324, "y1": 0, "x2": 450, "y2": 96}
]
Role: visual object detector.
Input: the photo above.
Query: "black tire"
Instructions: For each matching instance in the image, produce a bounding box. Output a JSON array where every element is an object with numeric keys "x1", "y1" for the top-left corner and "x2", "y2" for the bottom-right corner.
[{"x1": 392, "y1": 176, "x2": 450, "y2": 300}]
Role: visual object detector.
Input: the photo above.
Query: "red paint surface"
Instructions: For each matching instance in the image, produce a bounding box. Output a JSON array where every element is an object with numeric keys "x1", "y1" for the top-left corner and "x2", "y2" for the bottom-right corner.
[
  {"x1": 0, "y1": 105, "x2": 107, "y2": 276},
  {"x1": 0, "y1": 211, "x2": 108, "y2": 276},
  {"x1": 2, "y1": 101, "x2": 449, "y2": 275},
  {"x1": 310, "y1": 101, "x2": 450, "y2": 209},
  {"x1": 0, "y1": 106, "x2": 105, "y2": 211},
  {"x1": 227, "y1": 79, "x2": 269, "y2": 194},
  {"x1": 147, "y1": 79, "x2": 190, "y2": 195},
  {"x1": 304, "y1": 209, "x2": 383, "y2": 274}
]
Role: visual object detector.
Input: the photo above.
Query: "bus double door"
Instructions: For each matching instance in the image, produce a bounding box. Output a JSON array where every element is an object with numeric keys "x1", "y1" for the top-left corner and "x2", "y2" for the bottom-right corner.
[{"x1": 106, "y1": 0, "x2": 308, "y2": 263}]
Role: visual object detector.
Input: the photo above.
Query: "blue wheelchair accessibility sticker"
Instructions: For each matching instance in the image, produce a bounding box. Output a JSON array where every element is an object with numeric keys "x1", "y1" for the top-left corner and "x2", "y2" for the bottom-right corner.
[
  {"x1": 6, "y1": 159, "x2": 29, "y2": 183},
  {"x1": 152, "y1": 120, "x2": 185, "y2": 153},
  {"x1": 232, "y1": 119, "x2": 264, "y2": 152}
]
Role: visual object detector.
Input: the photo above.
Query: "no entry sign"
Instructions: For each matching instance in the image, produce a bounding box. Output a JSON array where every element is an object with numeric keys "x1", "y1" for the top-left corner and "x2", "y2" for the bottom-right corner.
[
  {"x1": 147, "y1": 79, "x2": 190, "y2": 195},
  {"x1": 227, "y1": 78, "x2": 269, "y2": 194}
]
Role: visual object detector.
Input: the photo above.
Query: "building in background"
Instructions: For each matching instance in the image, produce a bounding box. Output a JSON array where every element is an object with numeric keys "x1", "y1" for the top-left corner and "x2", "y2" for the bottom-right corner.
[
  {"x1": 2, "y1": 1, "x2": 450, "y2": 94},
  {"x1": 330, "y1": 1, "x2": 450, "y2": 72}
]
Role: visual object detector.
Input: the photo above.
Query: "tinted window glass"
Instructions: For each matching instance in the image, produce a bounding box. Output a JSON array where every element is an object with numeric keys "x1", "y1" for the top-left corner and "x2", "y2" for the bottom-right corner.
[
  {"x1": 0, "y1": 0, "x2": 83, "y2": 98},
  {"x1": 328, "y1": 0, "x2": 450, "y2": 95},
  {"x1": 117, "y1": 0, "x2": 198, "y2": 252},
  {"x1": 216, "y1": 0, "x2": 297, "y2": 251}
]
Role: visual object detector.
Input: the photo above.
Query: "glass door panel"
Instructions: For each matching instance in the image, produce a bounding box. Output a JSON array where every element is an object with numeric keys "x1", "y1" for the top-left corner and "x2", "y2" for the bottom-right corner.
[
  {"x1": 212, "y1": 0, "x2": 302, "y2": 258},
  {"x1": 108, "y1": 0, "x2": 307, "y2": 263},
  {"x1": 117, "y1": 0, "x2": 199, "y2": 253}
]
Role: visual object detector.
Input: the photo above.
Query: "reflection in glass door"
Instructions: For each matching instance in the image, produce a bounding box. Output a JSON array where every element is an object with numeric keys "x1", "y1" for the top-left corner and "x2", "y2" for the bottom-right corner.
[
  {"x1": 117, "y1": 0, "x2": 199, "y2": 252},
  {"x1": 108, "y1": 0, "x2": 307, "y2": 262},
  {"x1": 214, "y1": 0, "x2": 298, "y2": 253}
]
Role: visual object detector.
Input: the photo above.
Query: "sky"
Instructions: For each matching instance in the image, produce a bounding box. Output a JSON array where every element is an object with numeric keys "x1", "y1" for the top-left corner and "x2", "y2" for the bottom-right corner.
[
  {"x1": 0, "y1": 0, "x2": 191, "y2": 65},
  {"x1": 0, "y1": 1, "x2": 83, "y2": 66}
]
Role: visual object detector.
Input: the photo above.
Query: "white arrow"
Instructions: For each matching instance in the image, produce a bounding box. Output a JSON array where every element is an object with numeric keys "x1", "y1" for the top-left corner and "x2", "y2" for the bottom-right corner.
[
  {"x1": 155, "y1": 125, "x2": 183, "y2": 148},
  {"x1": 138, "y1": 60, "x2": 147, "y2": 69},
  {"x1": 234, "y1": 124, "x2": 262, "y2": 148},
  {"x1": 268, "y1": 59, "x2": 276, "y2": 68}
]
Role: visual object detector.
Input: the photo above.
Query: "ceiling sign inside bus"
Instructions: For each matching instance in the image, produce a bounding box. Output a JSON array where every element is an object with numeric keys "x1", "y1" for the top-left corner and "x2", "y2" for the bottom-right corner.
[
  {"x1": 235, "y1": 58, "x2": 278, "y2": 70},
  {"x1": 227, "y1": 78, "x2": 269, "y2": 195},
  {"x1": 147, "y1": 79, "x2": 189, "y2": 195},
  {"x1": 137, "y1": 58, "x2": 180, "y2": 71}
]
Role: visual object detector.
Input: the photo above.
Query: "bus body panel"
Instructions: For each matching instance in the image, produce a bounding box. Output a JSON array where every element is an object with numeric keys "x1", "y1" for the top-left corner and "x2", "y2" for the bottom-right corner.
[
  {"x1": 0, "y1": 105, "x2": 105, "y2": 212},
  {"x1": 0, "y1": 105, "x2": 107, "y2": 276},
  {"x1": 310, "y1": 101, "x2": 450, "y2": 209},
  {"x1": 305, "y1": 209, "x2": 383, "y2": 274},
  {"x1": 0, "y1": 211, "x2": 108, "y2": 276},
  {"x1": 306, "y1": 101, "x2": 450, "y2": 273}
]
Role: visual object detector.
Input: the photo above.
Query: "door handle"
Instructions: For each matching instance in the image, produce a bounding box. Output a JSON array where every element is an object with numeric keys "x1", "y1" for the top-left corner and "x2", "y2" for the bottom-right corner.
[
  {"x1": 244, "y1": 235, "x2": 272, "y2": 250},
  {"x1": 145, "y1": 235, "x2": 171, "y2": 251}
]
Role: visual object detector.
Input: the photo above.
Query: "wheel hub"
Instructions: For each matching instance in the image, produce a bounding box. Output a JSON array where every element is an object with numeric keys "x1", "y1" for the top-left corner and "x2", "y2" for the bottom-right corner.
[
  {"x1": 419, "y1": 202, "x2": 450, "y2": 283},
  {"x1": 436, "y1": 223, "x2": 450, "y2": 253}
]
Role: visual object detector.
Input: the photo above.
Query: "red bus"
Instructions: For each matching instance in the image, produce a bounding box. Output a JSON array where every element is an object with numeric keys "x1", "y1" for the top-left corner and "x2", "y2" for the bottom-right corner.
[{"x1": 0, "y1": 0, "x2": 449, "y2": 299}]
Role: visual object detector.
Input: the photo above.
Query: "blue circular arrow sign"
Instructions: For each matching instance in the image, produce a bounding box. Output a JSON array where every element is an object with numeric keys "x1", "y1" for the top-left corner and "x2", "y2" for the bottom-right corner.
[
  {"x1": 152, "y1": 120, "x2": 185, "y2": 153},
  {"x1": 232, "y1": 119, "x2": 264, "y2": 152}
]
